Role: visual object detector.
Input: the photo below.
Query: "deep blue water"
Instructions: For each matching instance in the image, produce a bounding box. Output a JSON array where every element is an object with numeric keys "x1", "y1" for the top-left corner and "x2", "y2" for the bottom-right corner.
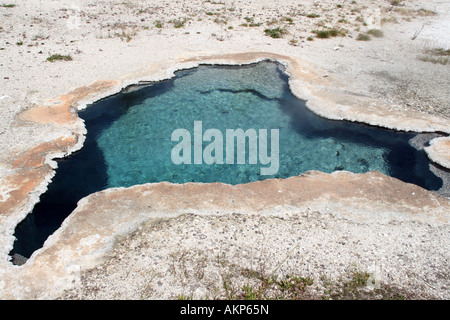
[{"x1": 10, "y1": 61, "x2": 442, "y2": 260}]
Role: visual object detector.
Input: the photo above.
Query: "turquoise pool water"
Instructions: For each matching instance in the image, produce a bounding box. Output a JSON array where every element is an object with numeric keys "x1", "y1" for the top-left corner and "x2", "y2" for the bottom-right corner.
[{"x1": 10, "y1": 61, "x2": 442, "y2": 260}]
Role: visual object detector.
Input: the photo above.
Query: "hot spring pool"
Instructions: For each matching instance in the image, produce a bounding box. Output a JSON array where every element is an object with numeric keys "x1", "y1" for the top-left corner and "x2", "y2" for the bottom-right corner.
[{"x1": 10, "y1": 61, "x2": 443, "y2": 261}]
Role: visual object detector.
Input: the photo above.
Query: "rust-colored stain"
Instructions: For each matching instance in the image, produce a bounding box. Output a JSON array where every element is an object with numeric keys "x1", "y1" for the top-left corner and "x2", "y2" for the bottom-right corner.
[
  {"x1": 19, "y1": 80, "x2": 119, "y2": 125},
  {"x1": 19, "y1": 103, "x2": 76, "y2": 125},
  {"x1": 11, "y1": 136, "x2": 77, "y2": 169},
  {"x1": 0, "y1": 136, "x2": 72, "y2": 215},
  {"x1": 434, "y1": 139, "x2": 450, "y2": 161},
  {"x1": 3, "y1": 80, "x2": 118, "y2": 219},
  {"x1": 0, "y1": 166, "x2": 51, "y2": 217},
  {"x1": 438, "y1": 140, "x2": 450, "y2": 161},
  {"x1": 424, "y1": 137, "x2": 450, "y2": 169}
]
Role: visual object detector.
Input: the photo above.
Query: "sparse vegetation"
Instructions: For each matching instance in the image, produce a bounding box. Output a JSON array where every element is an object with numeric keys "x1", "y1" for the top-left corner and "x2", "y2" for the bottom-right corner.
[
  {"x1": 241, "y1": 21, "x2": 261, "y2": 27},
  {"x1": 390, "y1": 0, "x2": 402, "y2": 5},
  {"x1": 357, "y1": 33, "x2": 371, "y2": 41},
  {"x1": 289, "y1": 38, "x2": 299, "y2": 46},
  {"x1": 0, "y1": 3, "x2": 15, "y2": 8},
  {"x1": 381, "y1": 16, "x2": 399, "y2": 24},
  {"x1": 355, "y1": 16, "x2": 365, "y2": 23},
  {"x1": 321, "y1": 270, "x2": 411, "y2": 300},
  {"x1": 230, "y1": 267, "x2": 415, "y2": 300},
  {"x1": 264, "y1": 27, "x2": 287, "y2": 38},
  {"x1": 172, "y1": 18, "x2": 188, "y2": 28},
  {"x1": 177, "y1": 253, "x2": 417, "y2": 300},
  {"x1": 315, "y1": 30, "x2": 331, "y2": 38},
  {"x1": 213, "y1": 17, "x2": 227, "y2": 25},
  {"x1": 281, "y1": 16, "x2": 294, "y2": 24},
  {"x1": 155, "y1": 20, "x2": 163, "y2": 28},
  {"x1": 235, "y1": 271, "x2": 315, "y2": 300},
  {"x1": 118, "y1": 28, "x2": 136, "y2": 41},
  {"x1": 306, "y1": 13, "x2": 320, "y2": 18},
  {"x1": 418, "y1": 47, "x2": 450, "y2": 65},
  {"x1": 416, "y1": 8, "x2": 436, "y2": 16},
  {"x1": 97, "y1": 22, "x2": 138, "y2": 42},
  {"x1": 160, "y1": 246, "x2": 420, "y2": 300},
  {"x1": 425, "y1": 47, "x2": 450, "y2": 56},
  {"x1": 313, "y1": 28, "x2": 345, "y2": 39},
  {"x1": 367, "y1": 29, "x2": 384, "y2": 37},
  {"x1": 46, "y1": 54, "x2": 72, "y2": 62}
]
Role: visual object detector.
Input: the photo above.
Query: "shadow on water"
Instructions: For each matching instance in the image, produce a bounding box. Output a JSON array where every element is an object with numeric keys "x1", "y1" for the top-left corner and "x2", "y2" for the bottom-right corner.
[
  {"x1": 10, "y1": 80, "x2": 175, "y2": 259},
  {"x1": 278, "y1": 93, "x2": 442, "y2": 191},
  {"x1": 9, "y1": 61, "x2": 444, "y2": 263}
]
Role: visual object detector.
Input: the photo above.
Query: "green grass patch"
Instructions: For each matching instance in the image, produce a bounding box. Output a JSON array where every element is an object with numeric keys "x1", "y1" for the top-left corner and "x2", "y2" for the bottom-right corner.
[
  {"x1": 172, "y1": 18, "x2": 188, "y2": 28},
  {"x1": 281, "y1": 17, "x2": 294, "y2": 24},
  {"x1": 313, "y1": 28, "x2": 345, "y2": 39},
  {"x1": 314, "y1": 30, "x2": 331, "y2": 39},
  {"x1": 228, "y1": 267, "x2": 414, "y2": 300},
  {"x1": 146, "y1": 247, "x2": 424, "y2": 300},
  {"x1": 1, "y1": 3, "x2": 15, "y2": 8},
  {"x1": 234, "y1": 270, "x2": 314, "y2": 300},
  {"x1": 321, "y1": 270, "x2": 410, "y2": 300},
  {"x1": 264, "y1": 27, "x2": 287, "y2": 38},
  {"x1": 46, "y1": 54, "x2": 72, "y2": 62}
]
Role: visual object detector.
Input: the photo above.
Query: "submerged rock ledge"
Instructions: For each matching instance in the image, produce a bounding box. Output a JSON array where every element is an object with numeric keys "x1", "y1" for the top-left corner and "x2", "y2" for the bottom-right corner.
[{"x1": 0, "y1": 52, "x2": 449, "y2": 299}]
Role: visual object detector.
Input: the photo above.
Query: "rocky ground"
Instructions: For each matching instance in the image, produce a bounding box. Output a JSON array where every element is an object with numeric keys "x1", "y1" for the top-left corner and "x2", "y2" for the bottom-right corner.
[{"x1": 61, "y1": 211, "x2": 448, "y2": 300}]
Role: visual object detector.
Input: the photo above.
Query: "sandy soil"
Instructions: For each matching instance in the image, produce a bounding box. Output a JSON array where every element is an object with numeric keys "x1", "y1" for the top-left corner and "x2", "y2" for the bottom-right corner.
[{"x1": 0, "y1": 0, "x2": 449, "y2": 300}]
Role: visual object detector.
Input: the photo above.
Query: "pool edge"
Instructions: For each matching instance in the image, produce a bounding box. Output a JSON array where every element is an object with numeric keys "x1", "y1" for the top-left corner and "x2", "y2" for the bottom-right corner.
[{"x1": 1, "y1": 52, "x2": 449, "y2": 299}]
